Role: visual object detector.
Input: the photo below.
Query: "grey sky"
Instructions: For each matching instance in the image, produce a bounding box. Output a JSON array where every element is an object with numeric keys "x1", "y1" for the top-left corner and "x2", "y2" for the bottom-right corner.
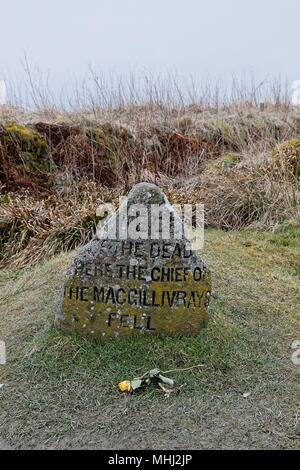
[{"x1": 1, "y1": 0, "x2": 299, "y2": 89}]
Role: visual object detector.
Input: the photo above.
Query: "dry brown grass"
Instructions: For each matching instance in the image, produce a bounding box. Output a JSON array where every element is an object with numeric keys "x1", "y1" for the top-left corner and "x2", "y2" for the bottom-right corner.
[
  {"x1": 1, "y1": 153, "x2": 299, "y2": 269},
  {"x1": 0, "y1": 90, "x2": 299, "y2": 269},
  {"x1": 0, "y1": 182, "x2": 119, "y2": 268}
]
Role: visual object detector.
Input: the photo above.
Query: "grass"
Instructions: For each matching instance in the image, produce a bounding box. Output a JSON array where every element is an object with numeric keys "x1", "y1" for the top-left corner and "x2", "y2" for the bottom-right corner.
[
  {"x1": 1, "y1": 78, "x2": 300, "y2": 270},
  {"x1": 0, "y1": 227, "x2": 299, "y2": 449},
  {"x1": 1, "y1": 141, "x2": 299, "y2": 269}
]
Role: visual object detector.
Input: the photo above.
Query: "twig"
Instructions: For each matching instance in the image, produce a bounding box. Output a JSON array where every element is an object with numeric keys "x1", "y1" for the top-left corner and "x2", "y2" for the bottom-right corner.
[{"x1": 162, "y1": 364, "x2": 205, "y2": 374}]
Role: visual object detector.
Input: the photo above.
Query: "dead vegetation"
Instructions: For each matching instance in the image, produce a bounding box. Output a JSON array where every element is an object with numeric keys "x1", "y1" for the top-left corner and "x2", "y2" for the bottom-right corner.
[{"x1": 0, "y1": 98, "x2": 300, "y2": 269}]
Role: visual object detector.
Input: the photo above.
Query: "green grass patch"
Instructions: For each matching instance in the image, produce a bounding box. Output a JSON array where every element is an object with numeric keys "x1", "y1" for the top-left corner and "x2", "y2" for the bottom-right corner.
[{"x1": 0, "y1": 229, "x2": 299, "y2": 449}]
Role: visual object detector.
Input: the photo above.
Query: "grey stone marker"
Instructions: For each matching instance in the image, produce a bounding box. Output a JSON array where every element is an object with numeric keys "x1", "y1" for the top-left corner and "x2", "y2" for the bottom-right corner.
[{"x1": 55, "y1": 183, "x2": 211, "y2": 340}]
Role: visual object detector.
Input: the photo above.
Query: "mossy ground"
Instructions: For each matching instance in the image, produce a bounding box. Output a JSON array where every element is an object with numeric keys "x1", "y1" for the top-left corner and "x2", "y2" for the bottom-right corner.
[
  {"x1": 0, "y1": 227, "x2": 299, "y2": 449},
  {"x1": 4, "y1": 121, "x2": 47, "y2": 168}
]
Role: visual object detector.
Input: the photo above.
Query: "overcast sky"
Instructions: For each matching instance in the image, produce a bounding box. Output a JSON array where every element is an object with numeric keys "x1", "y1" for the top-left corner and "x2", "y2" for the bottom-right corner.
[{"x1": 0, "y1": 0, "x2": 299, "y2": 91}]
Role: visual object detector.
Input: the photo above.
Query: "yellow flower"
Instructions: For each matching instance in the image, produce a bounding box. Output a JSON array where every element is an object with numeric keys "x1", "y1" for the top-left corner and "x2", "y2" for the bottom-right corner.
[{"x1": 118, "y1": 380, "x2": 133, "y2": 393}]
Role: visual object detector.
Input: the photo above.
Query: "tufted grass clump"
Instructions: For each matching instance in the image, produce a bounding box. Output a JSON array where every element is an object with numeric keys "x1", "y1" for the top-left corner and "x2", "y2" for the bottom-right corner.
[
  {"x1": 0, "y1": 182, "x2": 111, "y2": 269},
  {"x1": 4, "y1": 122, "x2": 46, "y2": 156},
  {"x1": 272, "y1": 139, "x2": 300, "y2": 177}
]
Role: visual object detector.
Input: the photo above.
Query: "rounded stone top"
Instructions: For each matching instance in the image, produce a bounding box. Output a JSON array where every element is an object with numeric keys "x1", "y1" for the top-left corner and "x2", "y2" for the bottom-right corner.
[{"x1": 127, "y1": 182, "x2": 168, "y2": 206}]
